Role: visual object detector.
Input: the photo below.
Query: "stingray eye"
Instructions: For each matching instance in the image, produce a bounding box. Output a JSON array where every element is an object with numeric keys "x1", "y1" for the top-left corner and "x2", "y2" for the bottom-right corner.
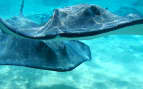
[
  {"x1": 82, "y1": 8, "x2": 93, "y2": 17},
  {"x1": 83, "y1": 6, "x2": 101, "y2": 17},
  {"x1": 90, "y1": 6, "x2": 101, "y2": 16}
]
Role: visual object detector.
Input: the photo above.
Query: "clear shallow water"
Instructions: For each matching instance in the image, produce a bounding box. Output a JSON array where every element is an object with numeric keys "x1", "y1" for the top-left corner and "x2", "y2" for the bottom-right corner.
[{"x1": 0, "y1": 0, "x2": 143, "y2": 89}]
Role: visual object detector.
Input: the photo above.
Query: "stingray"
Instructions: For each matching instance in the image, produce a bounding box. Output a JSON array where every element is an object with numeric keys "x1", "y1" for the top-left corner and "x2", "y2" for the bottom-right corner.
[
  {"x1": 0, "y1": 0, "x2": 143, "y2": 72},
  {"x1": 0, "y1": 29, "x2": 91, "y2": 72},
  {"x1": 0, "y1": 0, "x2": 143, "y2": 40},
  {"x1": 0, "y1": 0, "x2": 92, "y2": 72}
]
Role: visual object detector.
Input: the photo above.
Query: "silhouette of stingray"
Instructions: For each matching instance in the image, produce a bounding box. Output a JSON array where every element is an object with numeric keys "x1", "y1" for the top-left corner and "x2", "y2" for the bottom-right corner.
[{"x1": 0, "y1": 0, "x2": 143, "y2": 71}]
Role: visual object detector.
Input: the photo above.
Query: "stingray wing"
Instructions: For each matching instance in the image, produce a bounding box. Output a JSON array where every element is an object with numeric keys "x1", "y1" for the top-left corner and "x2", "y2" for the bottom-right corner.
[
  {"x1": 0, "y1": 31, "x2": 91, "y2": 72},
  {"x1": 0, "y1": 16, "x2": 57, "y2": 39}
]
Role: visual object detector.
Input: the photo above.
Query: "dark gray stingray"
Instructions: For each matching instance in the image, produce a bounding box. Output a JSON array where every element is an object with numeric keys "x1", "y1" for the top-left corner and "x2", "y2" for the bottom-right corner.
[
  {"x1": 0, "y1": 0, "x2": 143, "y2": 72},
  {"x1": 0, "y1": 1, "x2": 143, "y2": 40},
  {"x1": 0, "y1": 30, "x2": 91, "y2": 72},
  {"x1": 0, "y1": 0, "x2": 92, "y2": 72}
]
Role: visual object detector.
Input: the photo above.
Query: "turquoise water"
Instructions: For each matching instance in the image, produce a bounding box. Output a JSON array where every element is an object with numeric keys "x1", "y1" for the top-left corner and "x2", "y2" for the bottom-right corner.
[{"x1": 0, "y1": 0, "x2": 143, "y2": 89}]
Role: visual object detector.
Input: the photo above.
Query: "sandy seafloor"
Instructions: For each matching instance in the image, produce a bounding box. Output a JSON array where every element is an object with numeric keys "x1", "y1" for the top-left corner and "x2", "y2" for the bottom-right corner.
[{"x1": 0, "y1": 0, "x2": 143, "y2": 89}]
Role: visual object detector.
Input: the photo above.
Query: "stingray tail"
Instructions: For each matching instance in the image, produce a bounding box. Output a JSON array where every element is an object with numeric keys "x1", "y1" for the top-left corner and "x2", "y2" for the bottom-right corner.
[{"x1": 20, "y1": 0, "x2": 24, "y2": 16}]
